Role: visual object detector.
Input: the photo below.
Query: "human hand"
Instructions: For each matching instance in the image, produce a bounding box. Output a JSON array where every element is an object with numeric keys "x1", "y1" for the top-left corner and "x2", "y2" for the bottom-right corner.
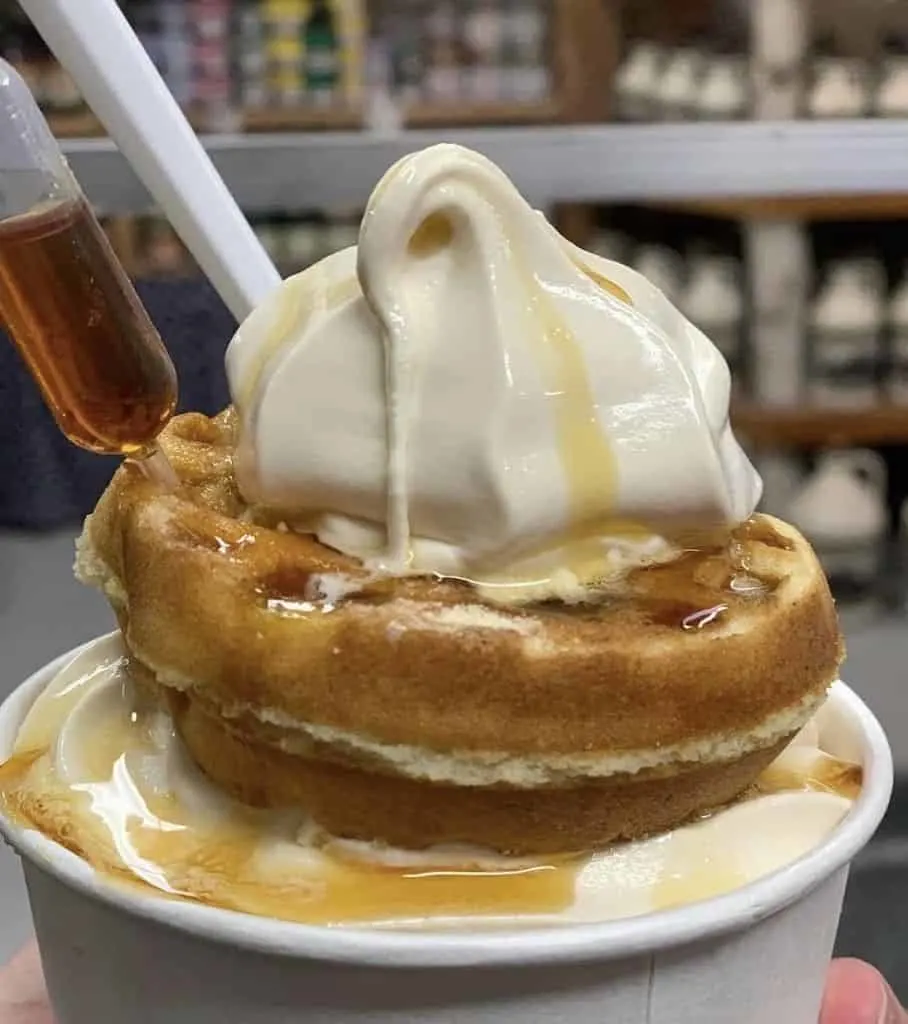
[
  {"x1": 820, "y1": 958, "x2": 907, "y2": 1023},
  {"x1": 0, "y1": 943, "x2": 54, "y2": 1023}
]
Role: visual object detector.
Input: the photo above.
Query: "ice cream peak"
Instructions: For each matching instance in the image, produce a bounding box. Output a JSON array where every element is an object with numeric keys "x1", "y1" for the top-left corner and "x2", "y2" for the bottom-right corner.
[{"x1": 227, "y1": 144, "x2": 761, "y2": 589}]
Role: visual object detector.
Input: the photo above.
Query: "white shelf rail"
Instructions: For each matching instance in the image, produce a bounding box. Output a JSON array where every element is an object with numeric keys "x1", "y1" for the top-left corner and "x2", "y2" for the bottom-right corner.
[{"x1": 62, "y1": 121, "x2": 908, "y2": 215}]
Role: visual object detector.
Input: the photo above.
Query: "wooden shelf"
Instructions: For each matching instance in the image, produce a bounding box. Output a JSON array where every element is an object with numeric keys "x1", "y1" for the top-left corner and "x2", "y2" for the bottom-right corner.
[
  {"x1": 733, "y1": 403, "x2": 908, "y2": 447},
  {"x1": 654, "y1": 194, "x2": 908, "y2": 222},
  {"x1": 242, "y1": 100, "x2": 561, "y2": 134},
  {"x1": 242, "y1": 106, "x2": 364, "y2": 133},
  {"x1": 49, "y1": 100, "x2": 562, "y2": 143},
  {"x1": 46, "y1": 108, "x2": 104, "y2": 138},
  {"x1": 56, "y1": 122, "x2": 908, "y2": 216},
  {"x1": 406, "y1": 99, "x2": 562, "y2": 128}
]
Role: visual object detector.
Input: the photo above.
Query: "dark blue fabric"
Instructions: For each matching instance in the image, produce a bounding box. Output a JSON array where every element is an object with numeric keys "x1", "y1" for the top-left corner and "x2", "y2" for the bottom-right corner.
[{"x1": 0, "y1": 277, "x2": 235, "y2": 529}]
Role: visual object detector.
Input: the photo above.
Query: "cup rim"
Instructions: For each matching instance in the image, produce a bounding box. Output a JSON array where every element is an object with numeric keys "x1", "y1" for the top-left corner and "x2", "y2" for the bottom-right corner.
[{"x1": 0, "y1": 635, "x2": 893, "y2": 969}]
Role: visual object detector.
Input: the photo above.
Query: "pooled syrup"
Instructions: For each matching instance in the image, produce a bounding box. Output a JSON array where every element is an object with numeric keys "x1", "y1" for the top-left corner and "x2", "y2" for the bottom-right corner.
[
  {"x1": 0, "y1": 660, "x2": 576, "y2": 926},
  {"x1": 183, "y1": 512, "x2": 786, "y2": 635},
  {"x1": 0, "y1": 636, "x2": 860, "y2": 930}
]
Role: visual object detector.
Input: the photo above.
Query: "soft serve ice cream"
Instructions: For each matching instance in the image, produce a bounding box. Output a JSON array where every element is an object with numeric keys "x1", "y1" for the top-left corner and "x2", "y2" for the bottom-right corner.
[{"x1": 228, "y1": 144, "x2": 761, "y2": 596}]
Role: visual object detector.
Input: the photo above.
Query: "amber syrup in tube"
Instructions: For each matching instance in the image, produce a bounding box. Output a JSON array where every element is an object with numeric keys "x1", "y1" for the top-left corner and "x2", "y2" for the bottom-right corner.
[{"x1": 0, "y1": 195, "x2": 177, "y2": 453}]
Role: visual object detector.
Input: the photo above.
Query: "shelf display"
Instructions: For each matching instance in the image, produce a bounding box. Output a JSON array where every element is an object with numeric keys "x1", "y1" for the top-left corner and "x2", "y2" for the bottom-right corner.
[
  {"x1": 614, "y1": 0, "x2": 908, "y2": 124},
  {"x1": 246, "y1": 0, "x2": 365, "y2": 113},
  {"x1": 3, "y1": 0, "x2": 907, "y2": 131},
  {"x1": 0, "y1": 0, "x2": 565, "y2": 133},
  {"x1": 614, "y1": 43, "x2": 750, "y2": 122}
]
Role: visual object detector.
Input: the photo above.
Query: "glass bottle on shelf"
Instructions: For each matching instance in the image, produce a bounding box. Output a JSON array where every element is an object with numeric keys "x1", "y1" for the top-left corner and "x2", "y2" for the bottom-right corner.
[
  {"x1": 462, "y1": 0, "x2": 502, "y2": 103},
  {"x1": 303, "y1": 0, "x2": 340, "y2": 105},
  {"x1": 264, "y1": 0, "x2": 305, "y2": 108},
  {"x1": 501, "y1": 0, "x2": 548, "y2": 103},
  {"x1": 364, "y1": 36, "x2": 403, "y2": 133},
  {"x1": 187, "y1": 0, "x2": 237, "y2": 131},
  {"x1": 425, "y1": 0, "x2": 461, "y2": 103},
  {"x1": 234, "y1": 0, "x2": 267, "y2": 111},
  {"x1": 388, "y1": 0, "x2": 427, "y2": 104},
  {"x1": 158, "y1": 0, "x2": 192, "y2": 110}
]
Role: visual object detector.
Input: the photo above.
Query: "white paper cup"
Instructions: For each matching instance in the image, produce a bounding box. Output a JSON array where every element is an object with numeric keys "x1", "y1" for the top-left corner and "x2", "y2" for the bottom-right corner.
[{"x1": 0, "y1": 642, "x2": 893, "y2": 1024}]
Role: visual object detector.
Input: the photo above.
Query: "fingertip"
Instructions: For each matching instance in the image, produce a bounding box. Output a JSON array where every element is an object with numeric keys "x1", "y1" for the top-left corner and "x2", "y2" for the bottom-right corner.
[
  {"x1": 2, "y1": 942, "x2": 41, "y2": 979},
  {"x1": 0, "y1": 941, "x2": 54, "y2": 1022},
  {"x1": 821, "y1": 959, "x2": 890, "y2": 1024}
]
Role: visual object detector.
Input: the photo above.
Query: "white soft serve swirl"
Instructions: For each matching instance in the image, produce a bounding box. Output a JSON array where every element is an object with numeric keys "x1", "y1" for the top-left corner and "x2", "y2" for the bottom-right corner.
[{"x1": 227, "y1": 144, "x2": 761, "y2": 588}]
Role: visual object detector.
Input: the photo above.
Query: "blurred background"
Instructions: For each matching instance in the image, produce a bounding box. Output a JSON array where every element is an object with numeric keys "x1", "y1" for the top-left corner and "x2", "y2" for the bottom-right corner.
[{"x1": 0, "y1": 0, "x2": 907, "y2": 996}]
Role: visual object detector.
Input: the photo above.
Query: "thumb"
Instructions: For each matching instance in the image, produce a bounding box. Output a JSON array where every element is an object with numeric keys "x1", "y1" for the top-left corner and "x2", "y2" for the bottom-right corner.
[
  {"x1": 821, "y1": 958, "x2": 906, "y2": 1024},
  {"x1": 0, "y1": 943, "x2": 55, "y2": 1023}
]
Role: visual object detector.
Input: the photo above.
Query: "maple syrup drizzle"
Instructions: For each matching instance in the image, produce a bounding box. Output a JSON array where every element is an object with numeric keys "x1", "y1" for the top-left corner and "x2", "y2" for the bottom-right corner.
[
  {"x1": 0, "y1": 637, "x2": 862, "y2": 930},
  {"x1": 652, "y1": 850, "x2": 745, "y2": 912},
  {"x1": 753, "y1": 758, "x2": 863, "y2": 802},
  {"x1": 0, "y1": 665, "x2": 576, "y2": 926},
  {"x1": 237, "y1": 272, "x2": 359, "y2": 416},
  {"x1": 681, "y1": 604, "x2": 728, "y2": 631},
  {"x1": 194, "y1": 514, "x2": 781, "y2": 636}
]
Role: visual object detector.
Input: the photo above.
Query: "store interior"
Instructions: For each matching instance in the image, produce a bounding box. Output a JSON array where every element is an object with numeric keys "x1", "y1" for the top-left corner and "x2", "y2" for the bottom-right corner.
[{"x1": 0, "y1": 0, "x2": 907, "y2": 995}]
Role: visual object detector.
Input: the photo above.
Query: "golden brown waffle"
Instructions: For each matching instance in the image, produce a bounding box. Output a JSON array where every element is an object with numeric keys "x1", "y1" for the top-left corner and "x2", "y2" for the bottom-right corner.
[{"x1": 76, "y1": 411, "x2": 843, "y2": 853}]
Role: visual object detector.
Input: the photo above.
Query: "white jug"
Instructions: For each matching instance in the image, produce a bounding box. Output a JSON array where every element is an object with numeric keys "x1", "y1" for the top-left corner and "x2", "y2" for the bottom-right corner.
[
  {"x1": 682, "y1": 254, "x2": 743, "y2": 325},
  {"x1": 876, "y1": 57, "x2": 908, "y2": 117},
  {"x1": 698, "y1": 56, "x2": 748, "y2": 120},
  {"x1": 809, "y1": 259, "x2": 883, "y2": 406},
  {"x1": 632, "y1": 245, "x2": 686, "y2": 304},
  {"x1": 787, "y1": 450, "x2": 887, "y2": 581},
  {"x1": 614, "y1": 42, "x2": 664, "y2": 120},
  {"x1": 807, "y1": 58, "x2": 869, "y2": 118},
  {"x1": 681, "y1": 254, "x2": 744, "y2": 362},
  {"x1": 810, "y1": 259, "x2": 885, "y2": 335},
  {"x1": 887, "y1": 264, "x2": 908, "y2": 401},
  {"x1": 655, "y1": 48, "x2": 705, "y2": 120}
]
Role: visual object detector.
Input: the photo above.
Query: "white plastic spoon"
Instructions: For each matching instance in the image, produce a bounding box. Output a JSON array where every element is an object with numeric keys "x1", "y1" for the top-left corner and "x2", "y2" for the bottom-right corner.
[{"x1": 18, "y1": 0, "x2": 281, "y2": 322}]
